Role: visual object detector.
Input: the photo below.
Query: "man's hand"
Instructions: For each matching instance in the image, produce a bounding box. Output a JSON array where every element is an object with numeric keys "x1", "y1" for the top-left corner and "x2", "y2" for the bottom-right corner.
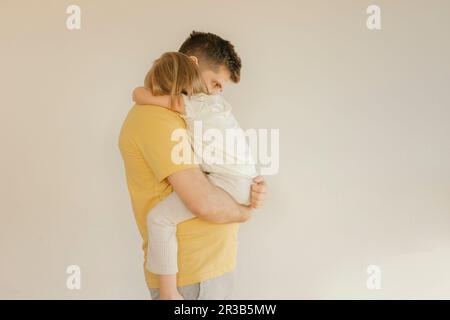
[{"x1": 250, "y1": 176, "x2": 267, "y2": 209}]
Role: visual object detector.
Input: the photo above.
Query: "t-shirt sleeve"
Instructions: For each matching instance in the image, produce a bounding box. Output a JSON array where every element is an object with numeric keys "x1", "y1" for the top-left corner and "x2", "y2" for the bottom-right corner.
[{"x1": 137, "y1": 111, "x2": 198, "y2": 182}]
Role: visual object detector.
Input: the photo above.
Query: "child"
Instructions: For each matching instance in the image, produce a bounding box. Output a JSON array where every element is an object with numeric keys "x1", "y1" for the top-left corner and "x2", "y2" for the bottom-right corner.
[{"x1": 135, "y1": 52, "x2": 257, "y2": 299}]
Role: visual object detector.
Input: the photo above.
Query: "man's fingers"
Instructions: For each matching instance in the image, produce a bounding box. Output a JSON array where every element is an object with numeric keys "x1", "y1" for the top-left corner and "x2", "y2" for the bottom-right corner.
[
  {"x1": 252, "y1": 200, "x2": 263, "y2": 207},
  {"x1": 251, "y1": 187, "x2": 264, "y2": 194},
  {"x1": 251, "y1": 181, "x2": 267, "y2": 193},
  {"x1": 252, "y1": 201, "x2": 263, "y2": 209},
  {"x1": 250, "y1": 176, "x2": 267, "y2": 209},
  {"x1": 251, "y1": 191, "x2": 265, "y2": 204},
  {"x1": 253, "y1": 176, "x2": 264, "y2": 183},
  {"x1": 251, "y1": 189, "x2": 265, "y2": 198}
]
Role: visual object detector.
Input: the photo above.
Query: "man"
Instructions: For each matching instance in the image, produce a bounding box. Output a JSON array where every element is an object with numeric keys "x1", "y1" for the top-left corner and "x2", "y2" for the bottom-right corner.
[{"x1": 118, "y1": 31, "x2": 267, "y2": 300}]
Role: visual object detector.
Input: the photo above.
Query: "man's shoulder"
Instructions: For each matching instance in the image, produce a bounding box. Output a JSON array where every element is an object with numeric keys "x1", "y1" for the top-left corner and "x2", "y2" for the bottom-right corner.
[
  {"x1": 119, "y1": 104, "x2": 187, "y2": 148},
  {"x1": 125, "y1": 104, "x2": 187, "y2": 129},
  {"x1": 134, "y1": 103, "x2": 182, "y2": 118}
]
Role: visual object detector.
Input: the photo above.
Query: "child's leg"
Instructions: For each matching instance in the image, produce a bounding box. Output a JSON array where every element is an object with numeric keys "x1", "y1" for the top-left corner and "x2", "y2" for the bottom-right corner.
[
  {"x1": 146, "y1": 191, "x2": 195, "y2": 297},
  {"x1": 158, "y1": 275, "x2": 184, "y2": 300}
]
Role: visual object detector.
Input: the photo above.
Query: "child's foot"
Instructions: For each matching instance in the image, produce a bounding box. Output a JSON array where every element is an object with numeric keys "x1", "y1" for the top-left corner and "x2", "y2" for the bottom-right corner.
[{"x1": 160, "y1": 291, "x2": 184, "y2": 300}]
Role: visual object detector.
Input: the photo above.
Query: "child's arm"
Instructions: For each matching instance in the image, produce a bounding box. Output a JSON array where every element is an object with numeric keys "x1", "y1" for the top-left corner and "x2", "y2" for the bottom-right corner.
[
  {"x1": 132, "y1": 87, "x2": 184, "y2": 113},
  {"x1": 132, "y1": 87, "x2": 170, "y2": 106}
]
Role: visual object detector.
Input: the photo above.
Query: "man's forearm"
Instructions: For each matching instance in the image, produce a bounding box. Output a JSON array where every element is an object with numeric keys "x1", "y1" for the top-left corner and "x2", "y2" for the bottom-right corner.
[
  {"x1": 168, "y1": 168, "x2": 253, "y2": 224},
  {"x1": 199, "y1": 186, "x2": 253, "y2": 224}
]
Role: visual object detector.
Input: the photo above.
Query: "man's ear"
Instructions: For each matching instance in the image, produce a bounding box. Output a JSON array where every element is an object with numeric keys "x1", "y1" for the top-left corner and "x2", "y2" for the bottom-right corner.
[{"x1": 188, "y1": 55, "x2": 199, "y2": 66}]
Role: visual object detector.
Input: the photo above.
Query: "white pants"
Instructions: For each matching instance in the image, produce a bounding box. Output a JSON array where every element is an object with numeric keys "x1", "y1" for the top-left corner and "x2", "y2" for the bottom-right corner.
[{"x1": 146, "y1": 173, "x2": 253, "y2": 275}]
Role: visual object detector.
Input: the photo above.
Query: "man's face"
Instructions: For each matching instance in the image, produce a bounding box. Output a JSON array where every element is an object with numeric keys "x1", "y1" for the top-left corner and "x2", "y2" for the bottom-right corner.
[{"x1": 200, "y1": 65, "x2": 231, "y2": 95}]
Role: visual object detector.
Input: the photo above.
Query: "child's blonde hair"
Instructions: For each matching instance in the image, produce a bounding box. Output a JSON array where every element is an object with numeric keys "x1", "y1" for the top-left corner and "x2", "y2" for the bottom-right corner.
[{"x1": 144, "y1": 52, "x2": 208, "y2": 109}]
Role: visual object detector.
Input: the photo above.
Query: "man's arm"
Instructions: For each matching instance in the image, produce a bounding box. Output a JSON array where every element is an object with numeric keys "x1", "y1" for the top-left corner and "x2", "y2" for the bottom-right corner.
[
  {"x1": 135, "y1": 95, "x2": 267, "y2": 223},
  {"x1": 168, "y1": 167, "x2": 255, "y2": 224}
]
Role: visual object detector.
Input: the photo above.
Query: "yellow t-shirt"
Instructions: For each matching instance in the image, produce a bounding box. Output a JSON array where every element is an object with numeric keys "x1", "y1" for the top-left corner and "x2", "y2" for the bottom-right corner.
[{"x1": 118, "y1": 104, "x2": 239, "y2": 288}]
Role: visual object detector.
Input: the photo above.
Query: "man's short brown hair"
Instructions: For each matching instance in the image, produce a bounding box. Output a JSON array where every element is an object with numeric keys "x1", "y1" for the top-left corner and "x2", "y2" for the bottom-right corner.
[{"x1": 179, "y1": 31, "x2": 242, "y2": 83}]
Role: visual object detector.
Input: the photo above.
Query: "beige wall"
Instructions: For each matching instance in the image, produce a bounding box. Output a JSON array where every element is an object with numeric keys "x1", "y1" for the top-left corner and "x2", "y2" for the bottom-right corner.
[{"x1": 1, "y1": 0, "x2": 450, "y2": 299}]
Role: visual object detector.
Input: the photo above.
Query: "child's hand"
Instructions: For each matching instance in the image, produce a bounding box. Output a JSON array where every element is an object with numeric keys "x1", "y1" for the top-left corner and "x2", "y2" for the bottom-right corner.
[
  {"x1": 132, "y1": 86, "x2": 153, "y2": 103},
  {"x1": 250, "y1": 176, "x2": 267, "y2": 209}
]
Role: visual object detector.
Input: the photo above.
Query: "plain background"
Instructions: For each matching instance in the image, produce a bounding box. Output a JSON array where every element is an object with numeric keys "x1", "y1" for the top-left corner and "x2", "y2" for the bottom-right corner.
[{"x1": 1, "y1": 0, "x2": 450, "y2": 299}]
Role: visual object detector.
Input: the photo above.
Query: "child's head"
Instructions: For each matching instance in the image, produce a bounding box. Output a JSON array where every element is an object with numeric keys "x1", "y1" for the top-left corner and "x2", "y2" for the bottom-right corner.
[{"x1": 144, "y1": 52, "x2": 208, "y2": 108}]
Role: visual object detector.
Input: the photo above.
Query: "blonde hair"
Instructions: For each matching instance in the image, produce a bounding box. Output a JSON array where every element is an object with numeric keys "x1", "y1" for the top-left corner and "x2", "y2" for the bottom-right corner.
[{"x1": 144, "y1": 52, "x2": 208, "y2": 108}]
